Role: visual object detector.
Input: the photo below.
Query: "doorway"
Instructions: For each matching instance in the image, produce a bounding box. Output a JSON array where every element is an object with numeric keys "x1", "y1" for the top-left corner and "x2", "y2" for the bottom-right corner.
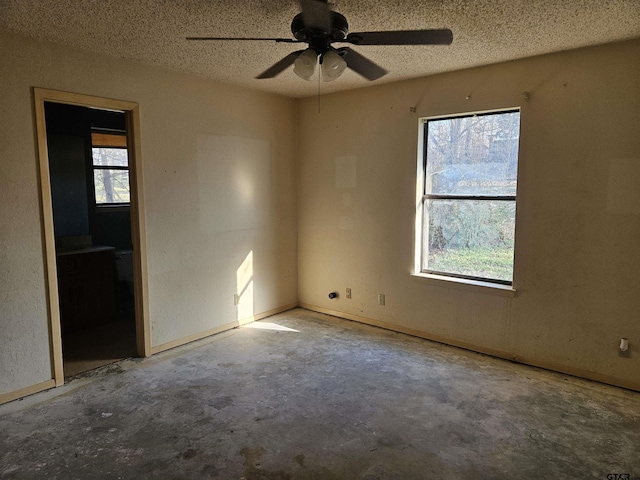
[{"x1": 34, "y1": 89, "x2": 150, "y2": 385}]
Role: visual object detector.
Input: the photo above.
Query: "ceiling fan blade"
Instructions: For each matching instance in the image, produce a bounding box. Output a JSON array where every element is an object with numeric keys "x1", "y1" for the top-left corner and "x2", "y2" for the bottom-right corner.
[
  {"x1": 186, "y1": 37, "x2": 300, "y2": 43},
  {"x1": 256, "y1": 50, "x2": 305, "y2": 79},
  {"x1": 338, "y1": 48, "x2": 388, "y2": 81},
  {"x1": 345, "y1": 29, "x2": 453, "y2": 46},
  {"x1": 299, "y1": 0, "x2": 331, "y2": 32}
]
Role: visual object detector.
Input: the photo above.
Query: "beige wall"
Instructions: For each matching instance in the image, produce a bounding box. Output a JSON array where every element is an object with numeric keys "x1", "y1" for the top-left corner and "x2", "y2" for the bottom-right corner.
[
  {"x1": 0, "y1": 31, "x2": 298, "y2": 396},
  {"x1": 297, "y1": 39, "x2": 640, "y2": 390}
]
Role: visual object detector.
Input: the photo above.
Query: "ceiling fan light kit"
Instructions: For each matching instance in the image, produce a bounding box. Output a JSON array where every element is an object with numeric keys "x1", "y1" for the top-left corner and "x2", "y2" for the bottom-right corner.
[
  {"x1": 320, "y1": 49, "x2": 347, "y2": 82},
  {"x1": 294, "y1": 48, "x2": 347, "y2": 82},
  {"x1": 293, "y1": 48, "x2": 317, "y2": 80},
  {"x1": 187, "y1": 0, "x2": 453, "y2": 83}
]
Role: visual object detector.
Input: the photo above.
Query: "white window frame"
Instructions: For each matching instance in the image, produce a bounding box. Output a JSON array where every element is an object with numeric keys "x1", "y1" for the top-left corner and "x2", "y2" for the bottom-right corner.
[{"x1": 414, "y1": 107, "x2": 520, "y2": 294}]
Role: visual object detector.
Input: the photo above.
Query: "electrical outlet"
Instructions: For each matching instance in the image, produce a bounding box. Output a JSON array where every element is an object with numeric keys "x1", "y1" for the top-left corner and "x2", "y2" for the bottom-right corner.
[
  {"x1": 346, "y1": 288, "x2": 352, "y2": 299},
  {"x1": 619, "y1": 338, "x2": 630, "y2": 357},
  {"x1": 378, "y1": 293, "x2": 385, "y2": 306},
  {"x1": 233, "y1": 294, "x2": 240, "y2": 305}
]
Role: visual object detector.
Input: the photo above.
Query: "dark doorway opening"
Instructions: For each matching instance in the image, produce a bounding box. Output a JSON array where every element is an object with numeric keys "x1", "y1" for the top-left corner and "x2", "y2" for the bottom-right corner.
[{"x1": 44, "y1": 102, "x2": 137, "y2": 377}]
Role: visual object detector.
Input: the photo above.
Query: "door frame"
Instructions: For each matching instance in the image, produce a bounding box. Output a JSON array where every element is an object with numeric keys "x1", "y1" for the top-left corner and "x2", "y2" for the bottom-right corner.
[{"x1": 33, "y1": 88, "x2": 151, "y2": 385}]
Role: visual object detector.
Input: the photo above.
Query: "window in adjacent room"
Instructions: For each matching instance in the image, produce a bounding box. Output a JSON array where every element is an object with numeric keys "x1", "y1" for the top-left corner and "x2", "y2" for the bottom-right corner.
[
  {"x1": 419, "y1": 109, "x2": 521, "y2": 285},
  {"x1": 91, "y1": 130, "x2": 130, "y2": 205}
]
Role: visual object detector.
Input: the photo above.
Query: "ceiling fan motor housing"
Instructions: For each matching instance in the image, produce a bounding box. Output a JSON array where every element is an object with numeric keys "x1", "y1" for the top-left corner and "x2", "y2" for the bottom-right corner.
[{"x1": 291, "y1": 11, "x2": 349, "y2": 53}]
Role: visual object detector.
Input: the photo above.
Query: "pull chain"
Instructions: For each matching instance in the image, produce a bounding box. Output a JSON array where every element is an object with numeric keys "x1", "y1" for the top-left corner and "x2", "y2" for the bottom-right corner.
[{"x1": 317, "y1": 67, "x2": 321, "y2": 113}]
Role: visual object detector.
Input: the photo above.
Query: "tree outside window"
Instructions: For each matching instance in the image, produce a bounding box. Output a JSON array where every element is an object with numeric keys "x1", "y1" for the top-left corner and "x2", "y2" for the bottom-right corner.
[{"x1": 91, "y1": 132, "x2": 130, "y2": 205}]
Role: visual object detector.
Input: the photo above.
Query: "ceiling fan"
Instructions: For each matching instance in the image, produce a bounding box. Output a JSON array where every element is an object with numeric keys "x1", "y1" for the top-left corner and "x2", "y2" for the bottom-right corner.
[{"x1": 186, "y1": 0, "x2": 453, "y2": 82}]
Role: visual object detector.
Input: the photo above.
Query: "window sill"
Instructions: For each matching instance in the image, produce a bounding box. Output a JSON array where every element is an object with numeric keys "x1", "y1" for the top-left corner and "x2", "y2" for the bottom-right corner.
[
  {"x1": 95, "y1": 204, "x2": 130, "y2": 213},
  {"x1": 411, "y1": 272, "x2": 517, "y2": 297}
]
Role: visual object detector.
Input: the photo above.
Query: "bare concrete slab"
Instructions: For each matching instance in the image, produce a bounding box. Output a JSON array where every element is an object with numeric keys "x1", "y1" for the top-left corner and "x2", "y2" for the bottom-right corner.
[{"x1": 1, "y1": 308, "x2": 639, "y2": 479}]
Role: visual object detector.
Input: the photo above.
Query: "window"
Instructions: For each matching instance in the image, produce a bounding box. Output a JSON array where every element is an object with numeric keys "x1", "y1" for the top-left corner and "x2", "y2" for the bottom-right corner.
[
  {"x1": 91, "y1": 131, "x2": 130, "y2": 205},
  {"x1": 419, "y1": 109, "x2": 520, "y2": 285}
]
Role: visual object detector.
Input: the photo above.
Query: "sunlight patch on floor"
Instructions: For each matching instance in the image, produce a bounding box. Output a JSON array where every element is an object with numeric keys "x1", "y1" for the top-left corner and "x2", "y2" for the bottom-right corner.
[{"x1": 243, "y1": 322, "x2": 299, "y2": 332}]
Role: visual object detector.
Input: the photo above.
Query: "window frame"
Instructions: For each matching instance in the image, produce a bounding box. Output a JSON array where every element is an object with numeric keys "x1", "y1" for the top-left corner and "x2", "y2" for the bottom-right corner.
[
  {"x1": 416, "y1": 108, "x2": 521, "y2": 288},
  {"x1": 90, "y1": 129, "x2": 130, "y2": 208}
]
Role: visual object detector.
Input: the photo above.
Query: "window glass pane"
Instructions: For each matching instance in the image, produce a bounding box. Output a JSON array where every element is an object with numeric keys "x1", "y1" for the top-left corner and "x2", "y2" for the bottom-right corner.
[
  {"x1": 92, "y1": 147, "x2": 128, "y2": 167},
  {"x1": 425, "y1": 111, "x2": 520, "y2": 196},
  {"x1": 423, "y1": 199, "x2": 515, "y2": 282},
  {"x1": 94, "y1": 169, "x2": 130, "y2": 204}
]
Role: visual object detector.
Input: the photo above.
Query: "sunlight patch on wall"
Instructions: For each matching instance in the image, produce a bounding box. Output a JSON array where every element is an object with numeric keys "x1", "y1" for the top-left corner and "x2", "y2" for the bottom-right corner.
[{"x1": 236, "y1": 250, "x2": 254, "y2": 321}]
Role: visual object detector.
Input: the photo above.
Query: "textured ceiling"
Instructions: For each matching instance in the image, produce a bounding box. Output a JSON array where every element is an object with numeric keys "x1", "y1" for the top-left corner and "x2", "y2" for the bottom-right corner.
[{"x1": 1, "y1": 0, "x2": 640, "y2": 98}]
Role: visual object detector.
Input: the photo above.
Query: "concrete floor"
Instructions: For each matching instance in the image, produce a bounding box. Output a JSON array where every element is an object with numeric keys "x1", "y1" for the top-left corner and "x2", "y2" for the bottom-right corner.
[{"x1": 1, "y1": 308, "x2": 639, "y2": 479}]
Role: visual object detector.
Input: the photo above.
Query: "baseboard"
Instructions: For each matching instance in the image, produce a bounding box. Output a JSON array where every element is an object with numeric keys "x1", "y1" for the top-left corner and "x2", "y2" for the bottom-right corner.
[
  {"x1": 0, "y1": 379, "x2": 57, "y2": 406},
  {"x1": 150, "y1": 303, "x2": 298, "y2": 355},
  {"x1": 298, "y1": 303, "x2": 640, "y2": 393}
]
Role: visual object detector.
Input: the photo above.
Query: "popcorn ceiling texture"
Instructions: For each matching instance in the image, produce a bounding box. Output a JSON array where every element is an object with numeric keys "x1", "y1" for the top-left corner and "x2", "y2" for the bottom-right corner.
[{"x1": 1, "y1": 0, "x2": 639, "y2": 97}]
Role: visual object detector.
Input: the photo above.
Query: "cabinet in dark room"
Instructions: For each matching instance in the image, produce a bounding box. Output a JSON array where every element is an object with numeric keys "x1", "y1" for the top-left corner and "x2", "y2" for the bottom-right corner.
[{"x1": 56, "y1": 246, "x2": 116, "y2": 332}]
